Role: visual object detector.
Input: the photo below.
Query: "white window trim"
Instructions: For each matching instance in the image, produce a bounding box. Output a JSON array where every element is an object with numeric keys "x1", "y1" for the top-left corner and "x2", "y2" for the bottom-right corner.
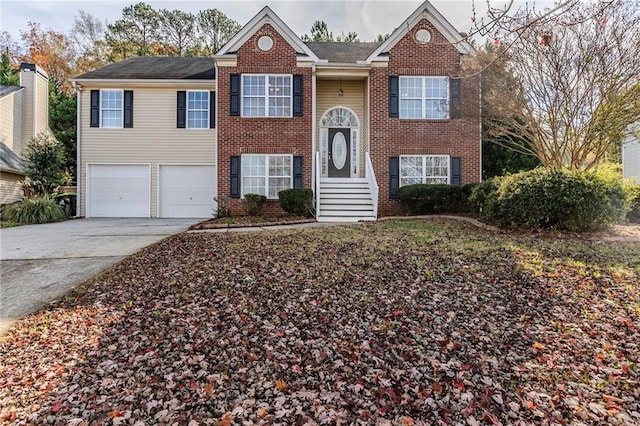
[
  {"x1": 100, "y1": 89, "x2": 124, "y2": 129},
  {"x1": 241, "y1": 154, "x2": 293, "y2": 199},
  {"x1": 186, "y1": 90, "x2": 209, "y2": 129},
  {"x1": 399, "y1": 76, "x2": 450, "y2": 120},
  {"x1": 241, "y1": 74, "x2": 293, "y2": 118},
  {"x1": 399, "y1": 154, "x2": 451, "y2": 186}
]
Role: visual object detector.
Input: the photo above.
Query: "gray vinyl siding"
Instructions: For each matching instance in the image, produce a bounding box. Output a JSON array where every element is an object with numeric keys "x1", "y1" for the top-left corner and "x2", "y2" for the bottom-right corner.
[{"x1": 79, "y1": 85, "x2": 217, "y2": 217}]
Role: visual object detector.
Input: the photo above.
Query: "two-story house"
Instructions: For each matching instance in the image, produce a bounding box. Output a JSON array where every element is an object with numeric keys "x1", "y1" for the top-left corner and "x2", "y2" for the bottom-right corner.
[{"x1": 72, "y1": 1, "x2": 481, "y2": 221}]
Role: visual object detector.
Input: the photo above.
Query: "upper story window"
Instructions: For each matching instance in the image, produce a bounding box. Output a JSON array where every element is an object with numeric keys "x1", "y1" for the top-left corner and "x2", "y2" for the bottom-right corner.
[
  {"x1": 101, "y1": 89, "x2": 123, "y2": 128},
  {"x1": 400, "y1": 155, "x2": 450, "y2": 186},
  {"x1": 400, "y1": 76, "x2": 449, "y2": 119},
  {"x1": 187, "y1": 91, "x2": 209, "y2": 129},
  {"x1": 242, "y1": 74, "x2": 292, "y2": 117}
]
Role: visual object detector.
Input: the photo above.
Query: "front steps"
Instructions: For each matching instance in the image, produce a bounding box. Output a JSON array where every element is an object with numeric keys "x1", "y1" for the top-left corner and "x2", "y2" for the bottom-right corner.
[{"x1": 316, "y1": 178, "x2": 376, "y2": 222}]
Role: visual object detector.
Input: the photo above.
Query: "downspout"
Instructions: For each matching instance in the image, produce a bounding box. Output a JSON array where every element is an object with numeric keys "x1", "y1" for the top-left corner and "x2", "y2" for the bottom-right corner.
[{"x1": 72, "y1": 81, "x2": 82, "y2": 217}]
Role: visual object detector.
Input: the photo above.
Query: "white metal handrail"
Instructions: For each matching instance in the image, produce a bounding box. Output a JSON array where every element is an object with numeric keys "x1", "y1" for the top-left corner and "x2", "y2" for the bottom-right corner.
[
  {"x1": 315, "y1": 151, "x2": 321, "y2": 218},
  {"x1": 365, "y1": 152, "x2": 379, "y2": 219}
]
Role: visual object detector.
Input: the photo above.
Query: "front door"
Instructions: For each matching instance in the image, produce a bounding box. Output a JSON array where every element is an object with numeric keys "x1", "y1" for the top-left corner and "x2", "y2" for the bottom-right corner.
[{"x1": 328, "y1": 128, "x2": 350, "y2": 178}]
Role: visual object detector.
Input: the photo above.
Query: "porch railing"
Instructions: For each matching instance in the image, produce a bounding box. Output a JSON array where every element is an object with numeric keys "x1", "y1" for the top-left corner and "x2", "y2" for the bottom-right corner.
[
  {"x1": 315, "y1": 151, "x2": 321, "y2": 218},
  {"x1": 365, "y1": 152, "x2": 379, "y2": 218}
]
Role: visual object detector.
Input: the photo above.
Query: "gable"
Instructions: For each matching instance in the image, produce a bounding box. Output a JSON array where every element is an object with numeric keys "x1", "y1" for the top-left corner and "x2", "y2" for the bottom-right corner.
[
  {"x1": 366, "y1": 0, "x2": 473, "y2": 63},
  {"x1": 235, "y1": 23, "x2": 300, "y2": 68},
  {"x1": 216, "y1": 6, "x2": 319, "y2": 62}
]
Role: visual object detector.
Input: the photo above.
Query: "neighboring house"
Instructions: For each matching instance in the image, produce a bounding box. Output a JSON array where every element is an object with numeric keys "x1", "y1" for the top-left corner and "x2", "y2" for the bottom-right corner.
[
  {"x1": 622, "y1": 124, "x2": 639, "y2": 184},
  {"x1": 0, "y1": 63, "x2": 50, "y2": 204},
  {"x1": 72, "y1": 1, "x2": 481, "y2": 221}
]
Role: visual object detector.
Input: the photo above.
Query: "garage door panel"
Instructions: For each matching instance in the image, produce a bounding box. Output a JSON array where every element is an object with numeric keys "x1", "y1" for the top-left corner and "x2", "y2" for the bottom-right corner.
[
  {"x1": 159, "y1": 165, "x2": 216, "y2": 218},
  {"x1": 88, "y1": 165, "x2": 150, "y2": 217}
]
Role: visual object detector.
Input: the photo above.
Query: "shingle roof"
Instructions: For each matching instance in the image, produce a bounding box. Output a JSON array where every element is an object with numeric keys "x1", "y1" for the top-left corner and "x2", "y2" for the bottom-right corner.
[
  {"x1": 74, "y1": 57, "x2": 215, "y2": 80},
  {"x1": 0, "y1": 85, "x2": 23, "y2": 98},
  {"x1": 0, "y1": 143, "x2": 24, "y2": 173},
  {"x1": 305, "y1": 42, "x2": 380, "y2": 63}
]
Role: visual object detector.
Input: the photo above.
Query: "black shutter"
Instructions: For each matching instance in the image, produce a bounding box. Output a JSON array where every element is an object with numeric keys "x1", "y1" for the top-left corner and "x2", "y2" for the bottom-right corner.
[
  {"x1": 230, "y1": 74, "x2": 240, "y2": 116},
  {"x1": 177, "y1": 91, "x2": 186, "y2": 128},
  {"x1": 450, "y1": 77, "x2": 461, "y2": 119},
  {"x1": 293, "y1": 75, "x2": 303, "y2": 116},
  {"x1": 90, "y1": 90, "x2": 99, "y2": 127},
  {"x1": 124, "y1": 90, "x2": 133, "y2": 128},
  {"x1": 230, "y1": 156, "x2": 241, "y2": 198},
  {"x1": 210, "y1": 91, "x2": 216, "y2": 128},
  {"x1": 451, "y1": 157, "x2": 462, "y2": 185},
  {"x1": 389, "y1": 76, "x2": 399, "y2": 118},
  {"x1": 389, "y1": 157, "x2": 400, "y2": 199},
  {"x1": 293, "y1": 156, "x2": 303, "y2": 188}
]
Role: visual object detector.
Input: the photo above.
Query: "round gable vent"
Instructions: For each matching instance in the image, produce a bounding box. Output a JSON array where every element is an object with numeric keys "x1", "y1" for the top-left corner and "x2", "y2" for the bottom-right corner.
[
  {"x1": 258, "y1": 36, "x2": 274, "y2": 51},
  {"x1": 416, "y1": 29, "x2": 432, "y2": 44}
]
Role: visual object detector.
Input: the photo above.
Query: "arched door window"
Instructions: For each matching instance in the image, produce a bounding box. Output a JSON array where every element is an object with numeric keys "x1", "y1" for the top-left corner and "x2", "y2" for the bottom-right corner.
[{"x1": 319, "y1": 107, "x2": 360, "y2": 177}]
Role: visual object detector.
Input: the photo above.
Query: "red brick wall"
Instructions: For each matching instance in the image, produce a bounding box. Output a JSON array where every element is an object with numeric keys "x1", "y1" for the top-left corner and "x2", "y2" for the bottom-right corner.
[
  {"x1": 369, "y1": 18, "x2": 481, "y2": 216},
  {"x1": 217, "y1": 24, "x2": 313, "y2": 215}
]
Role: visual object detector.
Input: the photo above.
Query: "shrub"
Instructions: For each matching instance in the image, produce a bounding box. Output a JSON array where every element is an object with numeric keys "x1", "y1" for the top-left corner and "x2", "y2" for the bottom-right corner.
[
  {"x1": 278, "y1": 188, "x2": 313, "y2": 217},
  {"x1": 398, "y1": 184, "x2": 478, "y2": 215},
  {"x1": 624, "y1": 184, "x2": 640, "y2": 223},
  {"x1": 1, "y1": 197, "x2": 66, "y2": 225},
  {"x1": 213, "y1": 196, "x2": 232, "y2": 219},
  {"x1": 474, "y1": 168, "x2": 628, "y2": 231},
  {"x1": 243, "y1": 193, "x2": 266, "y2": 216},
  {"x1": 23, "y1": 131, "x2": 67, "y2": 196}
]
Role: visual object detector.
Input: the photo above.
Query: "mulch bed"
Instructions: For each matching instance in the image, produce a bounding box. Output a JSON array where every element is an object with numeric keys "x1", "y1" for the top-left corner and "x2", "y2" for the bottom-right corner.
[{"x1": 190, "y1": 216, "x2": 315, "y2": 230}]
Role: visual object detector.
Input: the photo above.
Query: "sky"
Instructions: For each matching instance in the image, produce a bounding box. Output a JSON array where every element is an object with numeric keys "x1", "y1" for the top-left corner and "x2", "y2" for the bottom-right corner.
[{"x1": 1, "y1": 0, "x2": 484, "y2": 46}]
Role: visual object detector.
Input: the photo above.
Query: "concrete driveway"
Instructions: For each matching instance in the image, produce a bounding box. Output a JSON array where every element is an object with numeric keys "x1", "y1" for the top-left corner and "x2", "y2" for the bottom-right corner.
[{"x1": 0, "y1": 218, "x2": 200, "y2": 334}]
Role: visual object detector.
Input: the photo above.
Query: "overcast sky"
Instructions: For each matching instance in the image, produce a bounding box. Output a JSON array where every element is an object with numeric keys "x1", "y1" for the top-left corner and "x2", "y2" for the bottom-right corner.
[{"x1": 1, "y1": 0, "x2": 484, "y2": 45}]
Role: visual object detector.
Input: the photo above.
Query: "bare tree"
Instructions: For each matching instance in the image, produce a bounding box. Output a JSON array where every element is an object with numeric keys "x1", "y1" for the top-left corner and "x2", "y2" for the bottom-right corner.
[
  {"x1": 71, "y1": 10, "x2": 109, "y2": 73},
  {"x1": 468, "y1": 0, "x2": 640, "y2": 170}
]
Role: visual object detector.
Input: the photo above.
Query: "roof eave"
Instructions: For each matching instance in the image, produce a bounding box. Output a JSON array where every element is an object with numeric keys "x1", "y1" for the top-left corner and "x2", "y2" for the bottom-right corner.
[{"x1": 71, "y1": 78, "x2": 216, "y2": 87}]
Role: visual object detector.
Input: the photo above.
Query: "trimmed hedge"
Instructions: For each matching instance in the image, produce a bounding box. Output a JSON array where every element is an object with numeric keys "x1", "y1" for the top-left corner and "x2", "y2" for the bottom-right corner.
[
  {"x1": 1, "y1": 197, "x2": 66, "y2": 225},
  {"x1": 471, "y1": 168, "x2": 628, "y2": 231},
  {"x1": 398, "y1": 184, "x2": 478, "y2": 215},
  {"x1": 278, "y1": 188, "x2": 313, "y2": 217},
  {"x1": 244, "y1": 193, "x2": 266, "y2": 216}
]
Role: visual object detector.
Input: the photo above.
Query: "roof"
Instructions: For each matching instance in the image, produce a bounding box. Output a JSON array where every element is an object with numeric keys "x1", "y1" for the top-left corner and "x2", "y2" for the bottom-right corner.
[
  {"x1": 305, "y1": 42, "x2": 380, "y2": 63},
  {"x1": 0, "y1": 143, "x2": 24, "y2": 174},
  {"x1": 0, "y1": 85, "x2": 23, "y2": 98},
  {"x1": 74, "y1": 57, "x2": 215, "y2": 80}
]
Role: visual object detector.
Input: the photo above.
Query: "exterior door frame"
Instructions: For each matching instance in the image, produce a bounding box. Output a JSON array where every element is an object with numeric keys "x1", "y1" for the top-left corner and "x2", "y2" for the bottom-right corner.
[{"x1": 319, "y1": 106, "x2": 360, "y2": 178}]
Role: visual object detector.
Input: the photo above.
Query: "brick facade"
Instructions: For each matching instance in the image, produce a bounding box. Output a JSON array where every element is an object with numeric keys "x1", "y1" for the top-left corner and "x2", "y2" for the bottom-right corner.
[
  {"x1": 370, "y1": 19, "x2": 481, "y2": 216},
  {"x1": 217, "y1": 24, "x2": 313, "y2": 215},
  {"x1": 218, "y1": 15, "x2": 480, "y2": 218}
]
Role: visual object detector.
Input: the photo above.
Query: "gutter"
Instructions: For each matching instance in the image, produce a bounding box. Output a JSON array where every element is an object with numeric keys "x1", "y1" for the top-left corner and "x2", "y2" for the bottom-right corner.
[{"x1": 70, "y1": 78, "x2": 216, "y2": 88}]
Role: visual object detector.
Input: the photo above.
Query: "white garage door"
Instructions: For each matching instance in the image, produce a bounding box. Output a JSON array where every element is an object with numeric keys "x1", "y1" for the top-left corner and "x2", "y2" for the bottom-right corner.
[
  {"x1": 159, "y1": 165, "x2": 216, "y2": 218},
  {"x1": 88, "y1": 164, "x2": 150, "y2": 217}
]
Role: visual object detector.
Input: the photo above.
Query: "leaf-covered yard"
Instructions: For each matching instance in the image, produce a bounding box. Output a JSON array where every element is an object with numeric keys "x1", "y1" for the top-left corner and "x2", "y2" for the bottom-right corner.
[{"x1": 1, "y1": 219, "x2": 639, "y2": 425}]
